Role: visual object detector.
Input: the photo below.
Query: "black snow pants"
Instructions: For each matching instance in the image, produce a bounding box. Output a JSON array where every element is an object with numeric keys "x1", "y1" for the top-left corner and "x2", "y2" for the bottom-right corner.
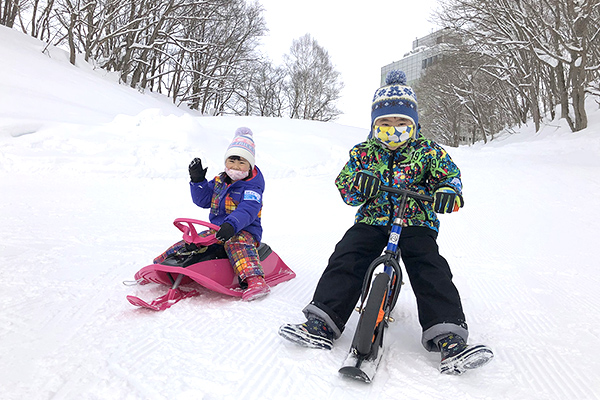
[{"x1": 306, "y1": 223, "x2": 467, "y2": 350}]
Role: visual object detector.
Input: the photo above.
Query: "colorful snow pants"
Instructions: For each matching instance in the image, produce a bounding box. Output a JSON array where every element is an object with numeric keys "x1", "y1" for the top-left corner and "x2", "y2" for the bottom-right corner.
[
  {"x1": 153, "y1": 229, "x2": 264, "y2": 282},
  {"x1": 304, "y1": 223, "x2": 468, "y2": 351}
]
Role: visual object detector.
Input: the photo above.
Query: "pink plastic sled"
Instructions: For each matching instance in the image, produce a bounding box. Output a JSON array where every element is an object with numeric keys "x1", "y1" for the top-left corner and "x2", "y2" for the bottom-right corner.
[{"x1": 126, "y1": 218, "x2": 295, "y2": 310}]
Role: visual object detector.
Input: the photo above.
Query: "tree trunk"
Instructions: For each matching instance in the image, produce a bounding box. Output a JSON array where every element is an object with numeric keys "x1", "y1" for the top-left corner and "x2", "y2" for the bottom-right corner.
[
  {"x1": 568, "y1": 0, "x2": 589, "y2": 132},
  {"x1": 0, "y1": 0, "x2": 19, "y2": 27},
  {"x1": 67, "y1": 11, "x2": 77, "y2": 65},
  {"x1": 550, "y1": 63, "x2": 574, "y2": 131},
  {"x1": 571, "y1": 65, "x2": 588, "y2": 131}
]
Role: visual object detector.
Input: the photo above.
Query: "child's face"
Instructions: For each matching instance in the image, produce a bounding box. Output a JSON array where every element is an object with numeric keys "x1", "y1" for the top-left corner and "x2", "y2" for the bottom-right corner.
[
  {"x1": 225, "y1": 156, "x2": 251, "y2": 172},
  {"x1": 374, "y1": 116, "x2": 413, "y2": 127}
]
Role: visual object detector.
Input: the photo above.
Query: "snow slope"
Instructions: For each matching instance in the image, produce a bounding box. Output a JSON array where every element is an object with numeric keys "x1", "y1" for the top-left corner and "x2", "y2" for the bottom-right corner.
[{"x1": 1, "y1": 25, "x2": 599, "y2": 400}]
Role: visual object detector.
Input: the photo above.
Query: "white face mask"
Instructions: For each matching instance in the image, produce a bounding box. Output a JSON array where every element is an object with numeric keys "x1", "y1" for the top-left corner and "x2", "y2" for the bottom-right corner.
[{"x1": 225, "y1": 167, "x2": 249, "y2": 181}]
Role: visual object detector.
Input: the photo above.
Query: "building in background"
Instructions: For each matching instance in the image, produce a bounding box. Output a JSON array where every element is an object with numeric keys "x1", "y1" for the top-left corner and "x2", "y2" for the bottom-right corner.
[
  {"x1": 381, "y1": 28, "x2": 460, "y2": 86},
  {"x1": 381, "y1": 28, "x2": 469, "y2": 145}
]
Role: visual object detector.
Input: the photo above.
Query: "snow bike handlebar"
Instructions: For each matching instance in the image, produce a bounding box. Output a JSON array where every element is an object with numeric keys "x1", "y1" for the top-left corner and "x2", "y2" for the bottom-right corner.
[
  {"x1": 379, "y1": 186, "x2": 434, "y2": 203},
  {"x1": 173, "y1": 218, "x2": 220, "y2": 246}
]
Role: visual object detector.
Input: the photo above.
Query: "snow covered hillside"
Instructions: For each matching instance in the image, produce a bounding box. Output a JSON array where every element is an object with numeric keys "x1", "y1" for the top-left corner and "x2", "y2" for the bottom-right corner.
[{"x1": 1, "y1": 25, "x2": 600, "y2": 400}]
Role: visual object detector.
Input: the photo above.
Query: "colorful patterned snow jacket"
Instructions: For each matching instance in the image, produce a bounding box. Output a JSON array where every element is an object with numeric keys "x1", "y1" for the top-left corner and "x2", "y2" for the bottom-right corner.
[
  {"x1": 190, "y1": 166, "x2": 264, "y2": 242},
  {"x1": 336, "y1": 137, "x2": 463, "y2": 232}
]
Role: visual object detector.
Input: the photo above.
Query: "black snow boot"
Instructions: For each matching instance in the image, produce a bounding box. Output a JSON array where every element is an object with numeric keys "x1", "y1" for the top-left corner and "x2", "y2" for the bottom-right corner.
[
  {"x1": 279, "y1": 317, "x2": 335, "y2": 350},
  {"x1": 437, "y1": 334, "x2": 494, "y2": 375}
]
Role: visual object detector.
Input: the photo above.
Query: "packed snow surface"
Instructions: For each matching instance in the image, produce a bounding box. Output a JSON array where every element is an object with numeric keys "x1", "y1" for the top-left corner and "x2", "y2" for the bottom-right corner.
[{"x1": 1, "y1": 25, "x2": 599, "y2": 399}]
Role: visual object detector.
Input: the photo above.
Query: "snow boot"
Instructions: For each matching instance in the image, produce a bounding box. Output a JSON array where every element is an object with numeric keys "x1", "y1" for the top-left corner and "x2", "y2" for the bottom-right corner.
[
  {"x1": 437, "y1": 334, "x2": 494, "y2": 375},
  {"x1": 242, "y1": 276, "x2": 270, "y2": 301},
  {"x1": 279, "y1": 317, "x2": 335, "y2": 350}
]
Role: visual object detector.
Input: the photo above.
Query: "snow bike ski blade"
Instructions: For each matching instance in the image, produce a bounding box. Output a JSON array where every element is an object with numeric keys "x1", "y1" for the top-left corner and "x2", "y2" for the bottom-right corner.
[
  {"x1": 127, "y1": 288, "x2": 200, "y2": 311},
  {"x1": 338, "y1": 348, "x2": 384, "y2": 383},
  {"x1": 439, "y1": 344, "x2": 494, "y2": 375}
]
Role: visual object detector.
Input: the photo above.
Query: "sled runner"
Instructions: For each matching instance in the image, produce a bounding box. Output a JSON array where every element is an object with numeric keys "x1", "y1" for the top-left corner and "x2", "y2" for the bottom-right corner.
[{"x1": 126, "y1": 218, "x2": 295, "y2": 310}]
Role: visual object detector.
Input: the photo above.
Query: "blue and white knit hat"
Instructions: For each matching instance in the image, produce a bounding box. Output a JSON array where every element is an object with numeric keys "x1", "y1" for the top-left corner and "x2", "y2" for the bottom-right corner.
[{"x1": 371, "y1": 70, "x2": 418, "y2": 129}]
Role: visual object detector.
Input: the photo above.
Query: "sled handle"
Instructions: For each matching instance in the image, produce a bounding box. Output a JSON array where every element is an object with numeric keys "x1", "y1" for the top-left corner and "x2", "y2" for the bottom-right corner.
[{"x1": 173, "y1": 218, "x2": 220, "y2": 245}]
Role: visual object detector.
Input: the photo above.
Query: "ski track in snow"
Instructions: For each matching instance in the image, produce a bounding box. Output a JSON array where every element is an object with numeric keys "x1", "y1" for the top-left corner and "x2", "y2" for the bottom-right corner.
[{"x1": 3, "y1": 160, "x2": 600, "y2": 400}]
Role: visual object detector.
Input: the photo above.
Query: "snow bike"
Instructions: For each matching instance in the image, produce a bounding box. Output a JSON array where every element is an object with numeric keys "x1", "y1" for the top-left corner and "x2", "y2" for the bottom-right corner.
[
  {"x1": 125, "y1": 218, "x2": 295, "y2": 311},
  {"x1": 339, "y1": 186, "x2": 433, "y2": 383}
]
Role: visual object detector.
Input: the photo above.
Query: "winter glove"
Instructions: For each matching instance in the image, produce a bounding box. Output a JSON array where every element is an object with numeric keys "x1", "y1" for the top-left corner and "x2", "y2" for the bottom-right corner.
[
  {"x1": 189, "y1": 157, "x2": 208, "y2": 183},
  {"x1": 215, "y1": 222, "x2": 235, "y2": 242},
  {"x1": 433, "y1": 187, "x2": 464, "y2": 213},
  {"x1": 353, "y1": 171, "x2": 381, "y2": 198}
]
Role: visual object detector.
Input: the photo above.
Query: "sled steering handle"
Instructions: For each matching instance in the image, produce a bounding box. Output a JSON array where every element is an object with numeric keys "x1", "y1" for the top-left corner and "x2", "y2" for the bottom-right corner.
[
  {"x1": 380, "y1": 186, "x2": 434, "y2": 203},
  {"x1": 173, "y1": 218, "x2": 220, "y2": 245}
]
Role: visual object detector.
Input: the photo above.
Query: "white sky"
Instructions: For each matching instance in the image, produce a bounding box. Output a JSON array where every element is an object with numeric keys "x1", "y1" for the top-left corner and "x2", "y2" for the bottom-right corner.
[{"x1": 256, "y1": 0, "x2": 440, "y2": 128}]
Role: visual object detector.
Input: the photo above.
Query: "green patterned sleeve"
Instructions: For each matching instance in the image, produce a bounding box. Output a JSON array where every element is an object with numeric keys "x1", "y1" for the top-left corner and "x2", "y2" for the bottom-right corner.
[
  {"x1": 335, "y1": 146, "x2": 365, "y2": 206},
  {"x1": 428, "y1": 142, "x2": 463, "y2": 194}
]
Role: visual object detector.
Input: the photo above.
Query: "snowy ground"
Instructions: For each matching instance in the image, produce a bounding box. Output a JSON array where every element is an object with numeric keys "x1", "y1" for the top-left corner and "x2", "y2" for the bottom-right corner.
[{"x1": 1, "y1": 25, "x2": 600, "y2": 399}]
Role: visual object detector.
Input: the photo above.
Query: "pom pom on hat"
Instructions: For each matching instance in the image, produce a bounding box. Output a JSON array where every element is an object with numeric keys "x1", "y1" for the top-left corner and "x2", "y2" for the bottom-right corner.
[
  {"x1": 224, "y1": 127, "x2": 256, "y2": 169},
  {"x1": 385, "y1": 70, "x2": 407, "y2": 86},
  {"x1": 371, "y1": 70, "x2": 418, "y2": 129},
  {"x1": 234, "y1": 126, "x2": 253, "y2": 137}
]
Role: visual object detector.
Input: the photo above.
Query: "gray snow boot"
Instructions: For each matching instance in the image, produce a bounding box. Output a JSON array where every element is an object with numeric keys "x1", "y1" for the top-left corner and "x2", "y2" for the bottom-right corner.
[{"x1": 437, "y1": 334, "x2": 494, "y2": 375}]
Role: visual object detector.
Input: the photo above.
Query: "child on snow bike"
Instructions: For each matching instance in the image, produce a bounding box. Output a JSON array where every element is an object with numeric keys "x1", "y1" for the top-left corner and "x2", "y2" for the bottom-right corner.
[
  {"x1": 279, "y1": 70, "x2": 494, "y2": 375},
  {"x1": 154, "y1": 127, "x2": 269, "y2": 301}
]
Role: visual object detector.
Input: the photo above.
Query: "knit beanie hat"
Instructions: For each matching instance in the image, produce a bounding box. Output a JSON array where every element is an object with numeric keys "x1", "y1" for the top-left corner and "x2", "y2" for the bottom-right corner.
[
  {"x1": 371, "y1": 70, "x2": 418, "y2": 129},
  {"x1": 224, "y1": 127, "x2": 256, "y2": 169}
]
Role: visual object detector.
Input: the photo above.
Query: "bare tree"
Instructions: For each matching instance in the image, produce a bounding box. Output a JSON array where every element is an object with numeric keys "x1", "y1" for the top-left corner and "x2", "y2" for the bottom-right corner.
[
  {"x1": 4, "y1": 0, "x2": 57, "y2": 40},
  {"x1": 53, "y1": 0, "x2": 79, "y2": 64},
  {"x1": 252, "y1": 60, "x2": 287, "y2": 117},
  {"x1": 28, "y1": 0, "x2": 57, "y2": 41},
  {"x1": 177, "y1": 0, "x2": 267, "y2": 114},
  {"x1": 0, "y1": 0, "x2": 21, "y2": 27},
  {"x1": 437, "y1": 0, "x2": 600, "y2": 134},
  {"x1": 225, "y1": 57, "x2": 287, "y2": 117},
  {"x1": 7, "y1": 0, "x2": 346, "y2": 121},
  {"x1": 284, "y1": 33, "x2": 343, "y2": 122},
  {"x1": 417, "y1": 47, "x2": 521, "y2": 145}
]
